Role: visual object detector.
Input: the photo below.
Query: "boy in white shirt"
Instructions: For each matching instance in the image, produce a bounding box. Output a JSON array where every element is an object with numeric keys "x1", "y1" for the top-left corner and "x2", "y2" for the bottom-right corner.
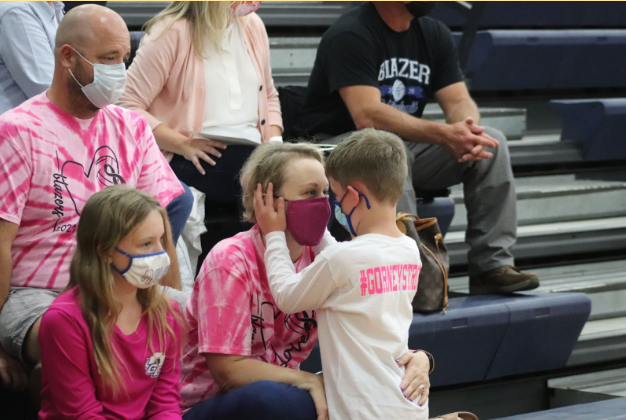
[{"x1": 253, "y1": 129, "x2": 431, "y2": 420}]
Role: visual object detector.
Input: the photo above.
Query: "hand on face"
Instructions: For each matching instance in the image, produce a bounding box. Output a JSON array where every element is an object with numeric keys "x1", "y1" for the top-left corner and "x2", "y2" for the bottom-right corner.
[{"x1": 253, "y1": 183, "x2": 287, "y2": 235}]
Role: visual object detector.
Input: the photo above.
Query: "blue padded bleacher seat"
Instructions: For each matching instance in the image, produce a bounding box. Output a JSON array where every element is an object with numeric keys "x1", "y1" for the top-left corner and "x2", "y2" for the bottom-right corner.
[
  {"x1": 301, "y1": 293, "x2": 590, "y2": 388},
  {"x1": 493, "y1": 398, "x2": 626, "y2": 420},
  {"x1": 551, "y1": 99, "x2": 626, "y2": 162},
  {"x1": 409, "y1": 295, "x2": 510, "y2": 387},
  {"x1": 461, "y1": 30, "x2": 626, "y2": 91},
  {"x1": 485, "y1": 293, "x2": 591, "y2": 379},
  {"x1": 431, "y1": 1, "x2": 626, "y2": 29}
]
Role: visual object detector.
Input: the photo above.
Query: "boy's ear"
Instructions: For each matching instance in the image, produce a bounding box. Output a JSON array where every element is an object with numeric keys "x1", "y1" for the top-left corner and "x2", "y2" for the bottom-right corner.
[{"x1": 347, "y1": 185, "x2": 360, "y2": 203}]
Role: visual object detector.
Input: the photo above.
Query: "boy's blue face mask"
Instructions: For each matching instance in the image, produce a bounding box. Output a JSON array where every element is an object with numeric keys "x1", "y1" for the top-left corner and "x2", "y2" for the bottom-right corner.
[{"x1": 333, "y1": 186, "x2": 371, "y2": 237}]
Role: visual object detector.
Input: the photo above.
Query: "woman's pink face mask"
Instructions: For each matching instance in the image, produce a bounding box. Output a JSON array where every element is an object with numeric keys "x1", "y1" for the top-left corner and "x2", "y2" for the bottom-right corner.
[{"x1": 234, "y1": 1, "x2": 261, "y2": 17}]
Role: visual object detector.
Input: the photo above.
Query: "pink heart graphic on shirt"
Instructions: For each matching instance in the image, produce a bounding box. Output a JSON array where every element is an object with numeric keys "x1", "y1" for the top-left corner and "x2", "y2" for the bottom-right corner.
[{"x1": 58, "y1": 145, "x2": 126, "y2": 216}]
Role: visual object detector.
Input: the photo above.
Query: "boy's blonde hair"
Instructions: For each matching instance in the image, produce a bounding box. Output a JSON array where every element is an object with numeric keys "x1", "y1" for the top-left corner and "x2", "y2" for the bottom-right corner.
[
  {"x1": 66, "y1": 186, "x2": 180, "y2": 395},
  {"x1": 240, "y1": 142, "x2": 324, "y2": 223},
  {"x1": 325, "y1": 129, "x2": 407, "y2": 205}
]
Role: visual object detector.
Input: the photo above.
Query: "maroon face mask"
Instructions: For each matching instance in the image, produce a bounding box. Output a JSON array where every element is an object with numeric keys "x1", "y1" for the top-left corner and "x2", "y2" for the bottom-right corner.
[{"x1": 285, "y1": 196, "x2": 331, "y2": 246}]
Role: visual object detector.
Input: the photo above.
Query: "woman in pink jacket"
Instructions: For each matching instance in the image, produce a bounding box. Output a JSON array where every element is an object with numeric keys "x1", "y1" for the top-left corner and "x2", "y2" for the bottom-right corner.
[{"x1": 119, "y1": 1, "x2": 282, "y2": 212}]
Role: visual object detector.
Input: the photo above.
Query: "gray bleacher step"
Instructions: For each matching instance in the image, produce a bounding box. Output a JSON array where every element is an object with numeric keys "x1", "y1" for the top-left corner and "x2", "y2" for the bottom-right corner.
[
  {"x1": 259, "y1": 1, "x2": 351, "y2": 27},
  {"x1": 445, "y1": 217, "x2": 626, "y2": 267},
  {"x1": 449, "y1": 260, "x2": 626, "y2": 321},
  {"x1": 270, "y1": 37, "x2": 320, "y2": 86},
  {"x1": 448, "y1": 174, "x2": 626, "y2": 232},
  {"x1": 548, "y1": 367, "x2": 626, "y2": 408},
  {"x1": 111, "y1": 2, "x2": 350, "y2": 29},
  {"x1": 568, "y1": 316, "x2": 626, "y2": 366},
  {"x1": 108, "y1": 1, "x2": 165, "y2": 27},
  {"x1": 422, "y1": 106, "x2": 526, "y2": 140},
  {"x1": 508, "y1": 134, "x2": 583, "y2": 166}
]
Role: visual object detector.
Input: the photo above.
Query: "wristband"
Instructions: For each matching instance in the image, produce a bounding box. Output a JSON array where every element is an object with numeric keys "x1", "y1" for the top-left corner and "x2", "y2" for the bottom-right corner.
[
  {"x1": 410, "y1": 349, "x2": 435, "y2": 374},
  {"x1": 269, "y1": 136, "x2": 283, "y2": 143}
]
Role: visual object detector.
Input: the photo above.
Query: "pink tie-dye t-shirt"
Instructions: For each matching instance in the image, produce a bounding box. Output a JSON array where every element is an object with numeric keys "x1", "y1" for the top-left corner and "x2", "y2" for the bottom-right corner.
[
  {"x1": 0, "y1": 92, "x2": 184, "y2": 290},
  {"x1": 180, "y1": 225, "x2": 318, "y2": 410}
]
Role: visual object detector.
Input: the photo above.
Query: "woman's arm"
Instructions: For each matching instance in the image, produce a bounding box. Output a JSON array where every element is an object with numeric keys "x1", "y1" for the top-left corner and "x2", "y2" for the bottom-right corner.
[
  {"x1": 118, "y1": 21, "x2": 178, "y2": 129},
  {"x1": 38, "y1": 309, "x2": 106, "y2": 419},
  {"x1": 205, "y1": 353, "x2": 327, "y2": 420},
  {"x1": 118, "y1": 21, "x2": 226, "y2": 171},
  {"x1": 0, "y1": 6, "x2": 55, "y2": 98}
]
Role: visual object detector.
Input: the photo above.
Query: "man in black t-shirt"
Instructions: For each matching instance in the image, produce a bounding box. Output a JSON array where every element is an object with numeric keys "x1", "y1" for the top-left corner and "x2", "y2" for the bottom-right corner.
[{"x1": 296, "y1": 1, "x2": 539, "y2": 294}]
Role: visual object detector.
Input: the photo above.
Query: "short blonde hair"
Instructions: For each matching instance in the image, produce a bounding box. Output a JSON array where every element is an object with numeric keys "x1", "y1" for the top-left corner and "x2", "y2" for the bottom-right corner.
[
  {"x1": 240, "y1": 142, "x2": 324, "y2": 223},
  {"x1": 325, "y1": 129, "x2": 407, "y2": 204}
]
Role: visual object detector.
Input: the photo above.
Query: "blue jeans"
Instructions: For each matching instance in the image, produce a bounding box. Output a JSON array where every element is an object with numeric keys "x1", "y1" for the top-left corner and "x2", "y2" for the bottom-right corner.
[
  {"x1": 165, "y1": 181, "x2": 193, "y2": 245},
  {"x1": 182, "y1": 381, "x2": 317, "y2": 420}
]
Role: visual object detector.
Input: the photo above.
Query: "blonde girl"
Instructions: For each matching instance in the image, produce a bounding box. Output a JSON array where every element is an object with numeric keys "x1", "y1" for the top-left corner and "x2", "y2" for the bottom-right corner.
[{"x1": 38, "y1": 186, "x2": 183, "y2": 419}]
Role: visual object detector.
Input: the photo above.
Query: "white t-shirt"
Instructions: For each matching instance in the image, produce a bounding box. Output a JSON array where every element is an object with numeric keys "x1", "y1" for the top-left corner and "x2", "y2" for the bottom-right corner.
[
  {"x1": 264, "y1": 231, "x2": 427, "y2": 420},
  {"x1": 201, "y1": 22, "x2": 260, "y2": 142}
]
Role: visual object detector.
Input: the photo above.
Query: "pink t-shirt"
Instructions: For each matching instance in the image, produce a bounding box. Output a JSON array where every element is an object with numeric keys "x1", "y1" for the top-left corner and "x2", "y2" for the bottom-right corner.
[
  {"x1": 180, "y1": 225, "x2": 318, "y2": 410},
  {"x1": 38, "y1": 288, "x2": 182, "y2": 420},
  {"x1": 0, "y1": 92, "x2": 183, "y2": 290}
]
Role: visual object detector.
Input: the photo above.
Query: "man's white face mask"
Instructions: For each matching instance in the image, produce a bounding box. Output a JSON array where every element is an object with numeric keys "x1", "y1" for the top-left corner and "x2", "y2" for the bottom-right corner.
[{"x1": 68, "y1": 47, "x2": 127, "y2": 109}]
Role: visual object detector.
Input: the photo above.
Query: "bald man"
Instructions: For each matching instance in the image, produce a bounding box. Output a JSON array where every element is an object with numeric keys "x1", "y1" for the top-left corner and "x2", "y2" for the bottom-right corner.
[{"x1": 0, "y1": 5, "x2": 185, "y2": 392}]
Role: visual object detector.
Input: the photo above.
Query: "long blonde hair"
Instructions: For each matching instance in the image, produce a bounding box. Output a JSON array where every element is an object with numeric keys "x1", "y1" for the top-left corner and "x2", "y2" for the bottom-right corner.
[
  {"x1": 240, "y1": 142, "x2": 324, "y2": 223},
  {"x1": 145, "y1": 1, "x2": 239, "y2": 57},
  {"x1": 67, "y1": 186, "x2": 180, "y2": 395}
]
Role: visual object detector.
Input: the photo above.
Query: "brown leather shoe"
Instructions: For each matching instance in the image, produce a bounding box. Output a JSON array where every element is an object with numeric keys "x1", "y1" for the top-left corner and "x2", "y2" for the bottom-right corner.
[{"x1": 469, "y1": 265, "x2": 539, "y2": 295}]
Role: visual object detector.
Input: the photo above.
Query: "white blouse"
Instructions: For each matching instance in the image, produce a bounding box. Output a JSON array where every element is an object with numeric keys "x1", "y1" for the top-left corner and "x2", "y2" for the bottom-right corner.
[{"x1": 201, "y1": 22, "x2": 261, "y2": 143}]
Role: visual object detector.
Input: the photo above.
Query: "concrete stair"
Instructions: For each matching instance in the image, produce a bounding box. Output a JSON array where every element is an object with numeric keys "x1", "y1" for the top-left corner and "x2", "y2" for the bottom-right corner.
[
  {"x1": 110, "y1": 2, "x2": 352, "y2": 30},
  {"x1": 449, "y1": 172, "x2": 626, "y2": 231},
  {"x1": 446, "y1": 216, "x2": 626, "y2": 266},
  {"x1": 548, "y1": 368, "x2": 626, "y2": 407}
]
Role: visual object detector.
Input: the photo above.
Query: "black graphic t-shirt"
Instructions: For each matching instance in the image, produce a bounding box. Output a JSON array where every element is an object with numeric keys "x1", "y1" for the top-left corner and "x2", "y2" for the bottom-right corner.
[{"x1": 296, "y1": 3, "x2": 463, "y2": 137}]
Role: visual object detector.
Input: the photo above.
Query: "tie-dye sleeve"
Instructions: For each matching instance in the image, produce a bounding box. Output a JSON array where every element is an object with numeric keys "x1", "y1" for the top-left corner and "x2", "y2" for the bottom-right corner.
[
  {"x1": 133, "y1": 116, "x2": 184, "y2": 208},
  {"x1": 195, "y1": 250, "x2": 253, "y2": 356},
  {"x1": 0, "y1": 137, "x2": 31, "y2": 225}
]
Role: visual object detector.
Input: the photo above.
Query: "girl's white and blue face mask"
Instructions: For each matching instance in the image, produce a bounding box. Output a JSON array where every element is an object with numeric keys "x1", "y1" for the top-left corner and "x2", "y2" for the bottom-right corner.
[
  {"x1": 111, "y1": 248, "x2": 170, "y2": 289},
  {"x1": 333, "y1": 186, "x2": 371, "y2": 237}
]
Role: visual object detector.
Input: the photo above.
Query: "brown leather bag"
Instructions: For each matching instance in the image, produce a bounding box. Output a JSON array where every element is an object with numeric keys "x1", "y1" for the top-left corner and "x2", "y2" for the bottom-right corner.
[
  {"x1": 396, "y1": 213, "x2": 450, "y2": 313},
  {"x1": 430, "y1": 412, "x2": 479, "y2": 420}
]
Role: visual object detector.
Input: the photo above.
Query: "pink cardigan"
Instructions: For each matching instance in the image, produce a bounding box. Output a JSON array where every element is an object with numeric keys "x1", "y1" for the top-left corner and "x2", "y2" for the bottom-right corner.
[{"x1": 118, "y1": 14, "x2": 283, "y2": 161}]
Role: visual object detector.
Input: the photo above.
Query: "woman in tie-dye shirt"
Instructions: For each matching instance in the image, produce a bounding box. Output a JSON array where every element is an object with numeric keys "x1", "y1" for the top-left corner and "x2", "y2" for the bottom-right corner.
[{"x1": 180, "y1": 143, "x2": 429, "y2": 420}]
